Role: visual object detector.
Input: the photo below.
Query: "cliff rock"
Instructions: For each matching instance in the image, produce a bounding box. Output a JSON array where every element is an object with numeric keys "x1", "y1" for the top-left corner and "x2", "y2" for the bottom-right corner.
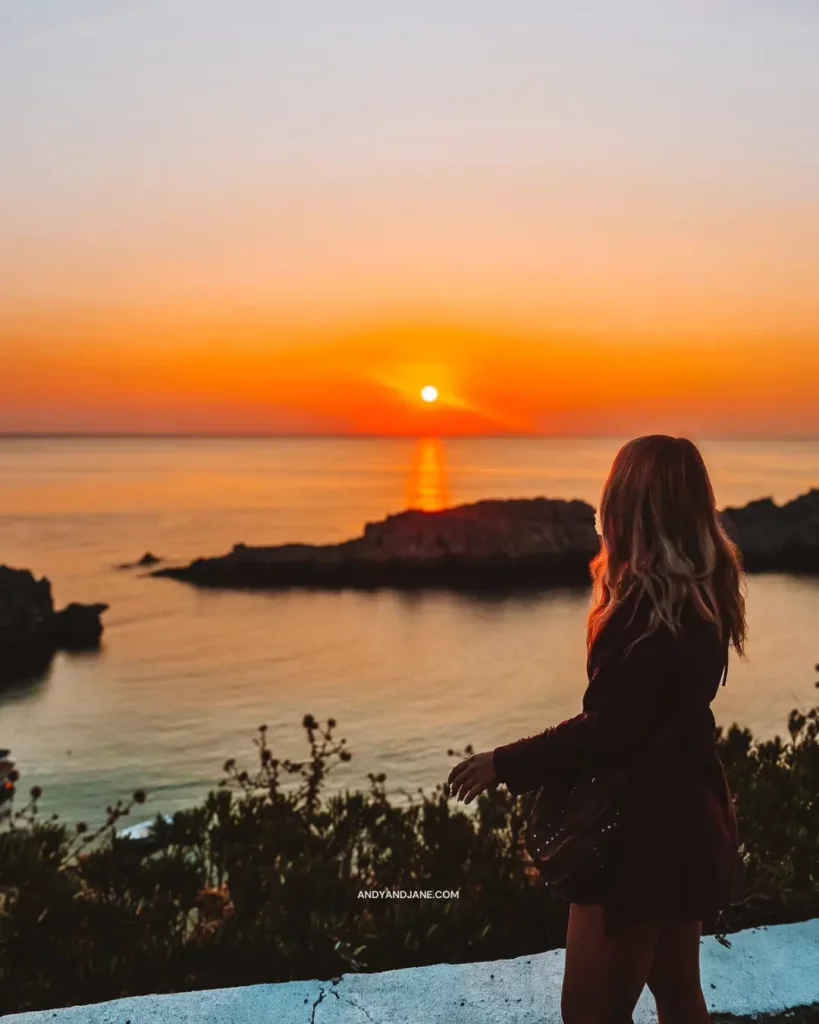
[
  {"x1": 721, "y1": 488, "x2": 819, "y2": 570},
  {"x1": 0, "y1": 566, "x2": 108, "y2": 651},
  {"x1": 154, "y1": 498, "x2": 599, "y2": 589},
  {"x1": 154, "y1": 488, "x2": 819, "y2": 591}
]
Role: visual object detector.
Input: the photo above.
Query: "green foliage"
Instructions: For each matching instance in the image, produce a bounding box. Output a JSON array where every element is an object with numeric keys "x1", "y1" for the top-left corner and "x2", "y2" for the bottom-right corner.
[
  {"x1": 718, "y1": 707, "x2": 819, "y2": 930},
  {"x1": 2, "y1": 705, "x2": 819, "y2": 1016}
]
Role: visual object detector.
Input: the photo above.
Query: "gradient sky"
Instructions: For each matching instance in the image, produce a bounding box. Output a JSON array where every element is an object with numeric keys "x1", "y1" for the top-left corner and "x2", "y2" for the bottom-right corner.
[{"x1": 1, "y1": 1, "x2": 818, "y2": 435}]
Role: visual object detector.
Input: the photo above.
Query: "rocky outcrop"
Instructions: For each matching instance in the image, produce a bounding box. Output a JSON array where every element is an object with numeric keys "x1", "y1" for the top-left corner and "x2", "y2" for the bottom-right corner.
[
  {"x1": 50, "y1": 602, "x2": 109, "y2": 647},
  {"x1": 0, "y1": 566, "x2": 108, "y2": 652},
  {"x1": 117, "y1": 552, "x2": 162, "y2": 570},
  {"x1": 153, "y1": 498, "x2": 599, "y2": 590},
  {"x1": 721, "y1": 489, "x2": 819, "y2": 571},
  {"x1": 153, "y1": 489, "x2": 819, "y2": 592}
]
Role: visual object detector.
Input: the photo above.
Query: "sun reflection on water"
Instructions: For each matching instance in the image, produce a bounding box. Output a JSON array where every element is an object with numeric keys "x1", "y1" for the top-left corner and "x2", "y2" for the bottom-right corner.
[{"x1": 405, "y1": 437, "x2": 450, "y2": 512}]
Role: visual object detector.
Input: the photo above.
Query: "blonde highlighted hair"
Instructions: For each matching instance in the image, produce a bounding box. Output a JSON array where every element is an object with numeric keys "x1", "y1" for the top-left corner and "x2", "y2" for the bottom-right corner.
[{"x1": 587, "y1": 435, "x2": 746, "y2": 656}]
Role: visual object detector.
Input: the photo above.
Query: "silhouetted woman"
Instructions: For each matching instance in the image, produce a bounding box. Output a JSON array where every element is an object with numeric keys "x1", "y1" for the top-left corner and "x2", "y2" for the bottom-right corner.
[{"x1": 447, "y1": 435, "x2": 745, "y2": 1024}]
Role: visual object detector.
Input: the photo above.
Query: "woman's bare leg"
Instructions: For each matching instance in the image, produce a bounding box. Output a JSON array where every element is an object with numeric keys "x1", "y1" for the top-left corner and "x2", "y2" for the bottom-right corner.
[
  {"x1": 646, "y1": 919, "x2": 711, "y2": 1024},
  {"x1": 561, "y1": 903, "x2": 660, "y2": 1024}
]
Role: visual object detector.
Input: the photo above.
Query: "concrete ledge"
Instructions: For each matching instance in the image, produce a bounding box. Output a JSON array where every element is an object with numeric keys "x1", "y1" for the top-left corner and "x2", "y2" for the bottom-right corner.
[{"x1": 3, "y1": 918, "x2": 818, "y2": 1023}]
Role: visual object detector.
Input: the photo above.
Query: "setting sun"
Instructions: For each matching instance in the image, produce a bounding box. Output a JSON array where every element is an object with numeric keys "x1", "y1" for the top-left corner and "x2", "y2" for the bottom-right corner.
[{"x1": 421, "y1": 385, "x2": 439, "y2": 403}]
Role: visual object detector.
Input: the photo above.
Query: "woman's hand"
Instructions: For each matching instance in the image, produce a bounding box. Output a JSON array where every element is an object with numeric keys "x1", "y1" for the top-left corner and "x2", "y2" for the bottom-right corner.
[{"x1": 446, "y1": 751, "x2": 498, "y2": 804}]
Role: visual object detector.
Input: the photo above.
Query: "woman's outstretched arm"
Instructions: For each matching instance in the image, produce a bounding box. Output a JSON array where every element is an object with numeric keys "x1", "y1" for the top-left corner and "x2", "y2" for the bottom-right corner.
[{"x1": 491, "y1": 620, "x2": 686, "y2": 796}]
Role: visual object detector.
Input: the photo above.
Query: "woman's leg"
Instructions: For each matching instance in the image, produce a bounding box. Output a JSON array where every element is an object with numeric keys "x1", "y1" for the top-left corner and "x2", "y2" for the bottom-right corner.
[
  {"x1": 561, "y1": 903, "x2": 660, "y2": 1024},
  {"x1": 646, "y1": 919, "x2": 711, "y2": 1024}
]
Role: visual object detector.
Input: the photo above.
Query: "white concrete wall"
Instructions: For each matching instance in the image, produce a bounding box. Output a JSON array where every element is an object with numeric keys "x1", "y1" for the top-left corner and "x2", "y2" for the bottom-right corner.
[{"x1": 3, "y1": 918, "x2": 818, "y2": 1023}]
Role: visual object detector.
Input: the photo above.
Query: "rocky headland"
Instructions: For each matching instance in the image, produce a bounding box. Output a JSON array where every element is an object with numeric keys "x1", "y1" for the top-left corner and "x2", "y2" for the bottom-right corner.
[
  {"x1": 0, "y1": 566, "x2": 108, "y2": 653},
  {"x1": 722, "y1": 488, "x2": 819, "y2": 571},
  {"x1": 153, "y1": 498, "x2": 598, "y2": 589},
  {"x1": 152, "y1": 489, "x2": 819, "y2": 592}
]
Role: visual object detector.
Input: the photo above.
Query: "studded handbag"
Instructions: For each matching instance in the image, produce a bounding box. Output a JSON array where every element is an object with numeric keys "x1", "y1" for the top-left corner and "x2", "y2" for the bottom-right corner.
[
  {"x1": 524, "y1": 724, "x2": 677, "y2": 898},
  {"x1": 525, "y1": 766, "x2": 631, "y2": 897}
]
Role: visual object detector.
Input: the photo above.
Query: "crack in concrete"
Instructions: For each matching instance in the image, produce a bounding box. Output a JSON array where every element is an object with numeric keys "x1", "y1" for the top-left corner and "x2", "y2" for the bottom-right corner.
[
  {"x1": 341, "y1": 995, "x2": 381, "y2": 1024},
  {"x1": 308, "y1": 978, "x2": 380, "y2": 1024},
  {"x1": 310, "y1": 987, "x2": 327, "y2": 1024},
  {"x1": 310, "y1": 983, "x2": 342, "y2": 1023}
]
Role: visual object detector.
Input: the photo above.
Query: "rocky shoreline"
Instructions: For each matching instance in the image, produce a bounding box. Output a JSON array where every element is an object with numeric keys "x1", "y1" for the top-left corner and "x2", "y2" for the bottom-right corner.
[
  {"x1": 6, "y1": 490, "x2": 812, "y2": 653},
  {"x1": 152, "y1": 489, "x2": 819, "y2": 591},
  {"x1": 722, "y1": 489, "x2": 819, "y2": 571},
  {"x1": 153, "y1": 497, "x2": 598, "y2": 590},
  {"x1": 0, "y1": 566, "x2": 108, "y2": 655}
]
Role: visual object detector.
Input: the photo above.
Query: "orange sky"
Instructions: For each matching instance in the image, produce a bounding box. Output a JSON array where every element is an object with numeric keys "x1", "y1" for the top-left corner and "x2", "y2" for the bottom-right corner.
[
  {"x1": 3, "y1": 317, "x2": 818, "y2": 436},
  {"x1": 2, "y1": 4, "x2": 818, "y2": 436}
]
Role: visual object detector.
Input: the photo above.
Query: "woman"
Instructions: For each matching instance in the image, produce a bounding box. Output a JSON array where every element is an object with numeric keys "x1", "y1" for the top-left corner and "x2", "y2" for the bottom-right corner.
[{"x1": 446, "y1": 436, "x2": 745, "y2": 1024}]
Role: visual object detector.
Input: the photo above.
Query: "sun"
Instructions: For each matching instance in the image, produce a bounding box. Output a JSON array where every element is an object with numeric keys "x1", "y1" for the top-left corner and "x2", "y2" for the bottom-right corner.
[{"x1": 421, "y1": 385, "x2": 439, "y2": 403}]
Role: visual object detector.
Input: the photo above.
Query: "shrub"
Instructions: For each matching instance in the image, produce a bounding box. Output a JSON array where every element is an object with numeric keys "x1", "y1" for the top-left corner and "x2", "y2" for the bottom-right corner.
[
  {"x1": 1, "y1": 704, "x2": 819, "y2": 1015},
  {"x1": 718, "y1": 707, "x2": 819, "y2": 930}
]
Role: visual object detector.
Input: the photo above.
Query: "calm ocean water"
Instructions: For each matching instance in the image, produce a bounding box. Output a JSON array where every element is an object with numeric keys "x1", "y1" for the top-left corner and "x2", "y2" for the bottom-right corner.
[{"x1": 1, "y1": 436, "x2": 818, "y2": 828}]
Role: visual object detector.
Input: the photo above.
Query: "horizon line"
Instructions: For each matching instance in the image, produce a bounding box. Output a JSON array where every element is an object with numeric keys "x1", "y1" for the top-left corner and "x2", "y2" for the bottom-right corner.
[{"x1": 1, "y1": 431, "x2": 819, "y2": 442}]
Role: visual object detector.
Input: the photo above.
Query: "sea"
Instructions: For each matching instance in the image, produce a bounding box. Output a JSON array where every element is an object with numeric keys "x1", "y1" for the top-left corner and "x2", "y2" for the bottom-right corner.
[{"x1": 1, "y1": 436, "x2": 818, "y2": 829}]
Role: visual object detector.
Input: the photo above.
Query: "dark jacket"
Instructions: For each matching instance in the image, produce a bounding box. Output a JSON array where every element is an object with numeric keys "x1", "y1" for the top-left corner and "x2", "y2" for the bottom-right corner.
[{"x1": 493, "y1": 590, "x2": 739, "y2": 932}]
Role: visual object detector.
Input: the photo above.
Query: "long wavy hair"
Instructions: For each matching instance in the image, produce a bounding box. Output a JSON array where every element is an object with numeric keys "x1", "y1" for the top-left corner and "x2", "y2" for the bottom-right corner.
[{"x1": 587, "y1": 435, "x2": 746, "y2": 656}]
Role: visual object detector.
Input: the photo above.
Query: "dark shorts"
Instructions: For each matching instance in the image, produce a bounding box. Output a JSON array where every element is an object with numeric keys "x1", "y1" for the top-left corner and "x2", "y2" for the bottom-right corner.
[{"x1": 562, "y1": 761, "x2": 739, "y2": 935}]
